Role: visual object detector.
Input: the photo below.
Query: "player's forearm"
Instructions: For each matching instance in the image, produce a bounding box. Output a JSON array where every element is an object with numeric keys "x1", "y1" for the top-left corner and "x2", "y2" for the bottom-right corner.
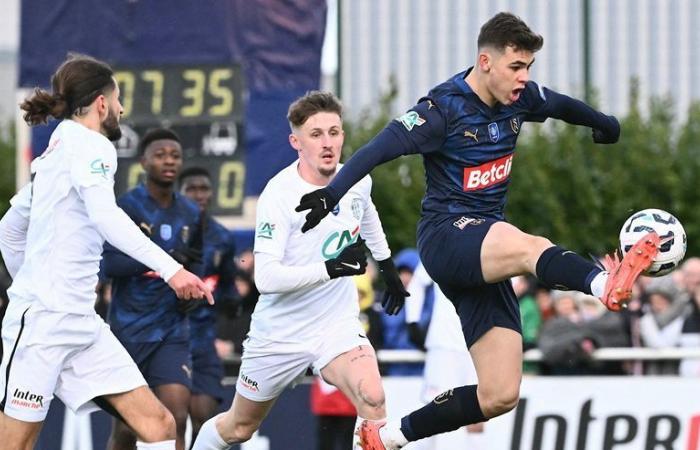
[
  {"x1": 254, "y1": 252, "x2": 330, "y2": 294},
  {"x1": 327, "y1": 127, "x2": 409, "y2": 203},
  {"x1": 101, "y1": 250, "x2": 151, "y2": 277},
  {"x1": 0, "y1": 206, "x2": 29, "y2": 277},
  {"x1": 81, "y1": 185, "x2": 182, "y2": 281},
  {"x1": 541, "y1": 88, "x2": 617, "y2": 133}
]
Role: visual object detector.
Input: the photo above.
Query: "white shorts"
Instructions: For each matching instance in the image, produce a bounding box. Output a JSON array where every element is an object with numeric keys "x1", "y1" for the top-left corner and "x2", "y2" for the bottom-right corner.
[
  {"x1": 237, "y1": 319, "x2": 369, "y2": 402},
  {"x1": 421, "y1": 348, "x2": 477, "y2": 403},
  {"x1": 0, "y1": 302, "x2": 147, "y2": 422}
]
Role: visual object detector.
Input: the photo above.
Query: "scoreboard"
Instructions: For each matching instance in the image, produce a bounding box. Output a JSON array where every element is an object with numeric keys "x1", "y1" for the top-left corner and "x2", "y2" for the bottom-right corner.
[{"x1": 112, "y1": 64, "x2": 246, "y2": 218}]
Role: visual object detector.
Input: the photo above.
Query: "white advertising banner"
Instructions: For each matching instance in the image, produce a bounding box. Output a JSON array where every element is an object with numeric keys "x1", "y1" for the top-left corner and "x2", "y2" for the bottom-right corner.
[{"x1": 384, "y1": 376, "x2": 700, "y2": 450}]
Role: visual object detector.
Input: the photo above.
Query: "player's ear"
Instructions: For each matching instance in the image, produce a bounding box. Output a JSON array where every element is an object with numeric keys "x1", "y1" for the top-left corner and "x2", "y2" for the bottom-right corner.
[
  {"x1": 289, "y1": 132, "x2": 301, "y2": 151},
  {"x1": 478, "y1": 52, "x2": 491, "y2": 72}
]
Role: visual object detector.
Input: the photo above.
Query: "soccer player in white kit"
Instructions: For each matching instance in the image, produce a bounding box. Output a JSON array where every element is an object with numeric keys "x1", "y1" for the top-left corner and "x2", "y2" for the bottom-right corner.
[
  {"x1": 405, "y1": 262, "x2": 485, "y2": 450},
  {"x1": 0, "y1": 54, "x2": 213, "y2": 450},
  {"x1": 192, "y1": 91, "x2": 409, "y2": 449}
]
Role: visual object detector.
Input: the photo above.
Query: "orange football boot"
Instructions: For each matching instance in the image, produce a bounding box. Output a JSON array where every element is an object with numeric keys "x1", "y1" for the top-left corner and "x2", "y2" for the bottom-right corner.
[
  {"x1": 358, "y1": 420, "x2": 387, "y2": 450},
  {"x1": 601, "y1": 232, "x2": 660, "y2": 311}
]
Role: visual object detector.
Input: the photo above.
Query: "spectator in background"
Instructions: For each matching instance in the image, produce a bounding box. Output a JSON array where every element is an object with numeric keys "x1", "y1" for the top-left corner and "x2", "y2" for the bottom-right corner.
[
  {"x1": 639, "y1": 285, "x2": 684, "y2": 375},
  {"x1": 679, "y1": 258, "x2": 700, "y2": 376},
  {"x1": 381, "y1": 248, "x2": 425, "y2": 376},
  {"x1": 538, "y1": 291, "x2": 628, "y2": 375}
]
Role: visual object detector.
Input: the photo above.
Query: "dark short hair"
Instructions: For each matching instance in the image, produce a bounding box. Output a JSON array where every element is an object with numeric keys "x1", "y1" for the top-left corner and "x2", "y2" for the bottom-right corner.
[
  {"x1": 287, "y1": 91, "x2": 342, "y2": 129},
  {"x1": 178, "y1": 166, "x2": 211, "y2": 185},
  {"x1": 138, "y1": 128, "x2": 181, "y2": 155},
  {"x1": 478, "y1": 12, "x2": 543, "y2": 53},
  {"x1": 20, "y1": 53, "x2": 116, "y2": 126}
]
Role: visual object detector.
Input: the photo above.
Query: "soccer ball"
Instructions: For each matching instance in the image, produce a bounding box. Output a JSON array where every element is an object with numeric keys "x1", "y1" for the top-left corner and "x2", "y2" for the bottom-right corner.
[{"x1": 619, "y1": 208, "x2": 687, "y2": 277}]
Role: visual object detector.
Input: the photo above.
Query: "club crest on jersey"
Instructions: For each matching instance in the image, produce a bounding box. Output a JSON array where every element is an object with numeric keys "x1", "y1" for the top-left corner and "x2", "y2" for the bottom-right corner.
[
  {"x1": 510, "y1": 117, "x2": 520, "y2": 134},
  {"x1": 160, "y1": 224, "x2": 173, "y2": 240},
  {"x1": 488, "y1": 122, "x2": 500, "y2": 143},
  {"x1": 181, "y1": 225, "x2": 190, "y2": 243},
  {"x1": 351, "y1": 198, "x2": 362, "y2": 220},
  {"x1": 396, "y1": 111, "x2": 426, "y2": 131}
]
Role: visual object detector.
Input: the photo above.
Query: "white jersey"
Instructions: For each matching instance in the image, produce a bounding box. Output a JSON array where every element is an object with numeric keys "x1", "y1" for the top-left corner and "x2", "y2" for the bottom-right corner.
[
  {"x1": 251, "y1": 161, "x2": 390, "y2": 343},
  {"x1": 406, "y1": 262, "x2": 468, "y2": 352},
  {"x1": 8, "y1": 120, "x2": 118, "y2": 314}
]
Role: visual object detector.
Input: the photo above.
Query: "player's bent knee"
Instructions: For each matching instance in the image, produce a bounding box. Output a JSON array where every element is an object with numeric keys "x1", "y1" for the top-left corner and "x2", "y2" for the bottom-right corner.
[
  {"x1": 219, "y1": 422, "x2": 258, "y2": 444},
  {"x1": 480, "y1": 386, "x2": 520, "y2": 418}
]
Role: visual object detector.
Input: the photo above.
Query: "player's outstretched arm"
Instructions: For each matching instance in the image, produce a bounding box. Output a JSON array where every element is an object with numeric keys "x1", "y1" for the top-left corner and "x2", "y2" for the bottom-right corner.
[
  {"x1": 81, "y1": 183, "x2": 212, "y2": 303},
  {"x1": 535, "y1": 86, "x2": 620, "y2": 144},
  {"x1": 0, "y1": 183, "x2": 32, "y2": 277}
]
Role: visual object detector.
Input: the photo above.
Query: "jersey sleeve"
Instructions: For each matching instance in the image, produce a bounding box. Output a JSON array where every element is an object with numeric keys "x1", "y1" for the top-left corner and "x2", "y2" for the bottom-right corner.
[
  {"x1": 69, "y1": 135, "x2": 118, "y2": 191},
  {"x1": 253, "y1": 184, "x2": 291, "y2": 259},
  {"x1": 9, "y1": 183, "x2": 32, "y2": 219},
  {"x1": 385, "y1": 99, "x2": 448, "y2": 155},
  {"x1": 518, "y1": 81, "x2": 549, "y2": 122}
]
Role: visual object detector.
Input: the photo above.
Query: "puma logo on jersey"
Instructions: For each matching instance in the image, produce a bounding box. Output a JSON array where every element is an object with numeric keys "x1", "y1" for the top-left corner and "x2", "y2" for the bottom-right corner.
[
  {"x1": 139, "y1": 222, "x2": 153, "y2": 236},
  {"x1": 341, "y1": 262, "x2": 361, "y2": 270},
  {"x1": 464, "y1": 129, "x2": 479, "y2": 142},
  {"x1": 182, "y1": 364, "x2": 192, "y2": 379}
]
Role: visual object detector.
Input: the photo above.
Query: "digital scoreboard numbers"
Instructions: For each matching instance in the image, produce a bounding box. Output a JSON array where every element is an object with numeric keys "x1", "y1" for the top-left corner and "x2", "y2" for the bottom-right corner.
[{"x1": 112, "y1": 65, "x2": 246, "y2": 217}]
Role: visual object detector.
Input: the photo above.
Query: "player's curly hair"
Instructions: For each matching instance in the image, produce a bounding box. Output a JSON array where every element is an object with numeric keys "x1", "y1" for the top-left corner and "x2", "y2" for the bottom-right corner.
[
  {"x1": 478, "y1": 12, "x2": 543, "y2": 53},
  {"x1": 287, "y1": 91, "x2": 342, "y2": 130},
  {"x1": 20, "y1": 53, "x2": 116, "y2": 126}
]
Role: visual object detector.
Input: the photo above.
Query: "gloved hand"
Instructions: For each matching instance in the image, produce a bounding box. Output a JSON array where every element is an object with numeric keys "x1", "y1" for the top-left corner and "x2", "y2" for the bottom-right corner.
[
  {"x1": 169, "y1": 245, "x2": 203, "y2": 268},
  {"x1": 177, "y1": 298, "x2": 204, "y2": 314},
  {"x1": 592, "y1": 115, "x2": 620, "y2": 144},
  {"x1": 295, "y1": 188, "x2": 336, "y2": 233},
  {"x1": 377, "y1": 258, "x2": 410, "y2": 315},
  {"x1": 325, "y1": 238, "x2": 368, "y2": 279},
  {"x1": 407, "y1": 322, "x2": 427, "y2": 350}
]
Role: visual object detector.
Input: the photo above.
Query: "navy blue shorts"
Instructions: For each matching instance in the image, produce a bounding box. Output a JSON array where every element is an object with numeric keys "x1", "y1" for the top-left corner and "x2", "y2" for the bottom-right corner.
[
  {"x1": 418, "y1": 214, "x2": 522, "y2": 348},
  {"x1": 191, "y1": 343, "x2": 225, "y2": 402},
  {"x1": 122, "y1": 336, "x2": 193, "y2": 389}
]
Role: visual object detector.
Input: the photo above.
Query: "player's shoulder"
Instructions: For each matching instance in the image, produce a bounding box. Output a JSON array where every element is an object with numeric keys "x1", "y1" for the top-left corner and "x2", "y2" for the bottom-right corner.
[
  {"x1": 511, "y1": 80, "x2": 547, "y2": 112},
  {"x1": 59, "y1": 120, "x2": 115, "y2": 156},
  {"x1": 260, "y1": 162, "x2": 298, "y2": 198}
]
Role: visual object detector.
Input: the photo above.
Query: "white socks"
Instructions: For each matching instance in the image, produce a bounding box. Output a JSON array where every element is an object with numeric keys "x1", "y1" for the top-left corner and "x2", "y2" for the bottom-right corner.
[
  {"x1": 590, "y1": 271, "x2": 608, "y2": 299},
  {"x1": 136, "y1": 441, "x2": 176, "y2": 450},
  {"x1": 191, "y1": 416, "x2": 229, "y2": 450},
  {"x1": 378, "y1": 419, "x2": 408, "y2": 449}
]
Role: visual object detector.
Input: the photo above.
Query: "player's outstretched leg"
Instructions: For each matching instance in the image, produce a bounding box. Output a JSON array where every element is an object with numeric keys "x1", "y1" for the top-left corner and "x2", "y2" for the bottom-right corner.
[{"x1": 599, "y1": 231, "x2": 660, "y2": 311}]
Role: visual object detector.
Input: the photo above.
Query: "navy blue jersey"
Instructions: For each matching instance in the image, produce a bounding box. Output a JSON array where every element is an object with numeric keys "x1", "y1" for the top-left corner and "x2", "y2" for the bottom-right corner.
[
  {"x1": 387, "y1": 69, "x2": 547, "y2": 220},
  {"x1": 103, "y1": 184, "x2": 202, "y2": 342},
  {"x1": 190, "y1": 216, "x2": 237, "y2": 351},
  {"x1": 327, "y1": 67, "x2": 616, "y2": 221}
]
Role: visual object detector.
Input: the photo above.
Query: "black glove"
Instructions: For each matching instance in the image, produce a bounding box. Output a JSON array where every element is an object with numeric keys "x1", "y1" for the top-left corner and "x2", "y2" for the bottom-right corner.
[
  {"x1": 592, "y1": 115, "x2": 620, "y2": 144},
  {"x1": 295, "y1": 188, "x2": 336, "y2": 233},
  {"x1": 377, "y1": 258, "x2": 410, "y2": 315},
  {"x1": 169, "y1": 246, "x2": 203, "y2": 268},
  {"x1": 407, "y1": 322, "x2": 427, "y2": 350},
  {"x1": 325, "y1": 238, "x2": 368, "y2": 279},
  {"x1": 177, "y1": 298, "x2": 204, "y2": 314}
]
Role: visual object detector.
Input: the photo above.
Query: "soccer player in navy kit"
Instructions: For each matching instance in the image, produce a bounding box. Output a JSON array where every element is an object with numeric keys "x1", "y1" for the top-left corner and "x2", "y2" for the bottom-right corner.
[
  {"x1": 102, "y1": 129, "x2": 202, "y2": 450},
  {"x1": 295, "y1": 13, "x2": 660, "y2": 449},
  {"x1": 179, "y1": 167, "x2": 237, "y2": 444}
]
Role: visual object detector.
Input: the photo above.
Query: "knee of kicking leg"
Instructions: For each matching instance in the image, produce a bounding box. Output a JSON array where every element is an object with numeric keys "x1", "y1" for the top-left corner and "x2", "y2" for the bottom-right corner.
[{"x1": 478, "y1": 385, "x2": 520, "y2": 418}]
